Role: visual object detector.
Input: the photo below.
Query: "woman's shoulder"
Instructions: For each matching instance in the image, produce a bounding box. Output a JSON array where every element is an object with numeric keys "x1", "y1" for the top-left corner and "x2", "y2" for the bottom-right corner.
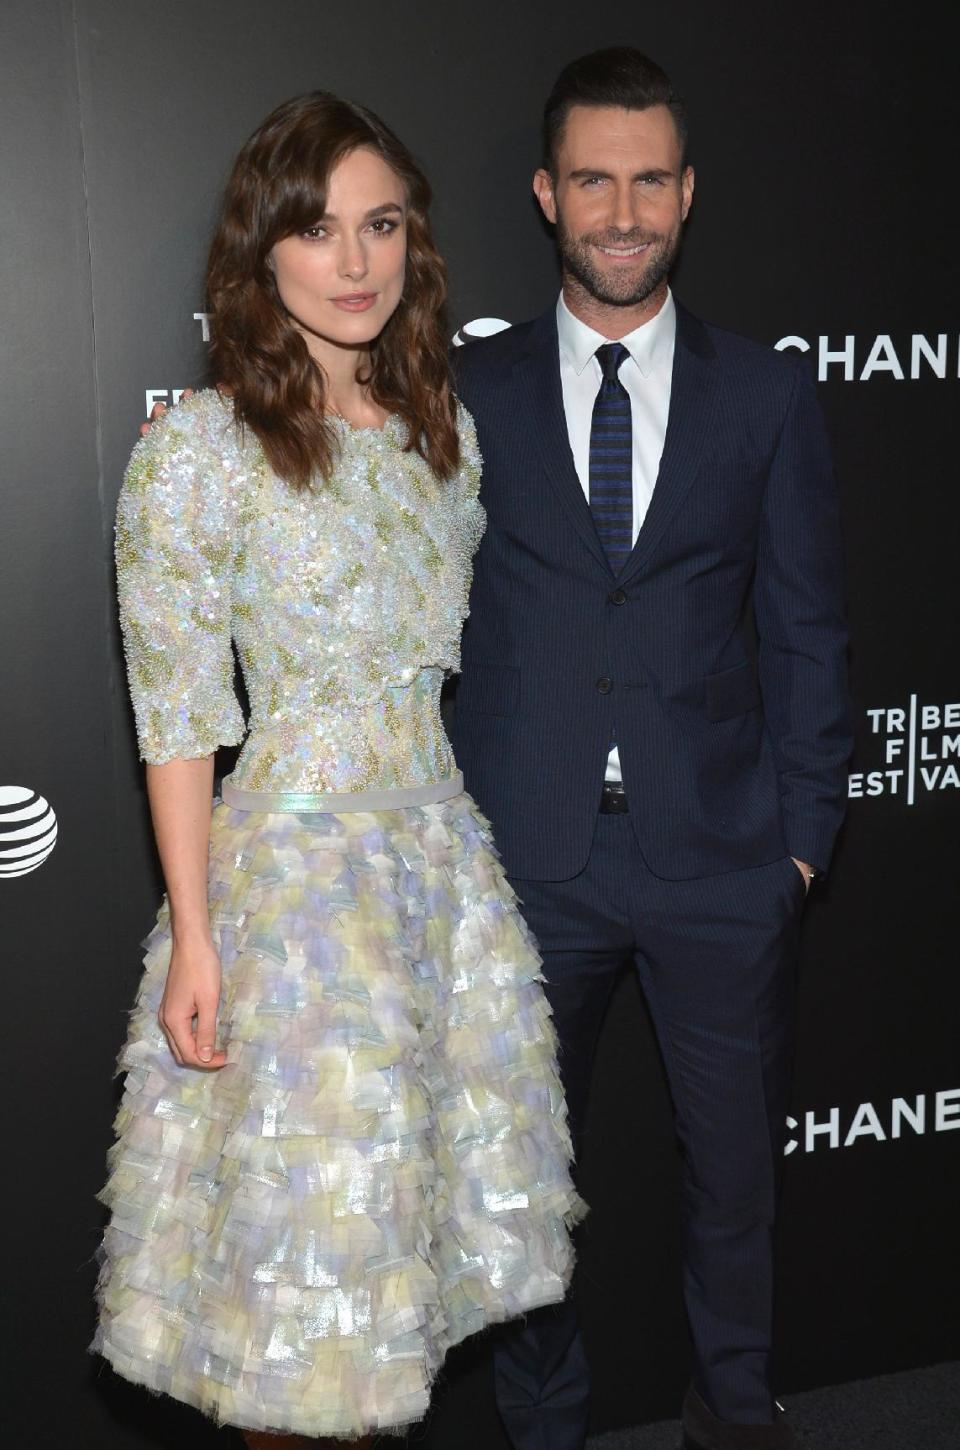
[
  {"x1": 122, "y1": 388, "x2": 257, "y2": 503},
  {"x1": 453, "y1": 395, "x2": 477, "y2": 440},
  {"x1": 135, "y1": 387, "x2": 237, "y2": 460}
]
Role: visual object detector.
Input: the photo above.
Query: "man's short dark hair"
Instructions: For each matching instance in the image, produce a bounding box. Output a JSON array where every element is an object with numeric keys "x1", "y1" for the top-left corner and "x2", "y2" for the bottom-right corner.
[{"x1": 542, "y1": 47, "x2": 688, "y2": 173}]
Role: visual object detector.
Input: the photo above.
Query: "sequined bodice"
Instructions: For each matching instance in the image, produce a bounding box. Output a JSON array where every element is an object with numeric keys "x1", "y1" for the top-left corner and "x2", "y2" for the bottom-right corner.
[{"x1": 116, "y1": 390, "x2": 484, "y2": 792}]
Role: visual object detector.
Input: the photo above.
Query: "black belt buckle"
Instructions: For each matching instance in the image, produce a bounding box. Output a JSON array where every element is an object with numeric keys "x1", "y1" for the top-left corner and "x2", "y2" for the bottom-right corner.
[{"x1": 600, "y1": 782, "x2": 629, "y2": 814}]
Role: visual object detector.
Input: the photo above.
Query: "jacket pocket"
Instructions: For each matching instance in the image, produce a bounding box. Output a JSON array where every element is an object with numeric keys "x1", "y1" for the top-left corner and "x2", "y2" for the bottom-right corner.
[
  {"x1": 704, "y1": 661, "x2": 761, "y2": 721},
  {"x1": 456, "y1": 662, "x2": 520, "y2": 717}
]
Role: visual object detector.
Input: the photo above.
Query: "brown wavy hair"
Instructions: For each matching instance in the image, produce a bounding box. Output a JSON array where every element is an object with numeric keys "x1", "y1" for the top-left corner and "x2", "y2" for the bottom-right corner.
[{"x1": 206, "y1": 92, "x2": 459, "y2": 487}]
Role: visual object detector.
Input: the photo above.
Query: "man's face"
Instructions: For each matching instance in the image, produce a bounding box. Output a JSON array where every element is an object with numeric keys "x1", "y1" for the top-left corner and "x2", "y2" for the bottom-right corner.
[{"x1": 534, "y1": 103, "x2": 694, "y2": 309}]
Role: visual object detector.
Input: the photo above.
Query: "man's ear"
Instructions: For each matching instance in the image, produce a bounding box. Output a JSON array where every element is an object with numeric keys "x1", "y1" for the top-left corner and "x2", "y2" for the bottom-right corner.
[
  {"x1": 533, "y1": 168, "x2": 558, "y2": 225},
  {"x1": 681, "y1": 165, "x2": 695, "y2": 222}
]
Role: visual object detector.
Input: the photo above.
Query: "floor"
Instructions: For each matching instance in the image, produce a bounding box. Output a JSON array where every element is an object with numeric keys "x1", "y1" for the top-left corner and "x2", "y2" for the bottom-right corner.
[{"x1": 585, "y1": 1361, "x2": 960, "y2": 1449}]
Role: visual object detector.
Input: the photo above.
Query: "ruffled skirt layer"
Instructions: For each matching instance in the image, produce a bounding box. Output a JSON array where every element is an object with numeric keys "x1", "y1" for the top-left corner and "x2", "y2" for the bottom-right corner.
[{"x1": 91, "y1": 793, "x2": 585, "y2": 1438}]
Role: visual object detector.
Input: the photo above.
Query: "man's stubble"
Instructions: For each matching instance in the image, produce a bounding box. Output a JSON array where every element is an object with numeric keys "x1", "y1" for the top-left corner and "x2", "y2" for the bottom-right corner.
[{"x1": 555, "y1": 212, "x2": 682, "y2": 311}]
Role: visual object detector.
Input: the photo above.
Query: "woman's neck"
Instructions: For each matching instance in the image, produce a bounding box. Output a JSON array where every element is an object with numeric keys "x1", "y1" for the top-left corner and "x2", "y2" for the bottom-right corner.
[{"x1": 299, "y1": 328, "x2": 383, "y2": 427}]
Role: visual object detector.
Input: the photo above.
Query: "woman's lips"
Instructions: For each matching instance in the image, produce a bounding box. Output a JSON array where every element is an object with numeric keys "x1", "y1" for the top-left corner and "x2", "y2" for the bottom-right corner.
[{"x1": 331, "y1": 293, "x2": 378, "y2": 311}]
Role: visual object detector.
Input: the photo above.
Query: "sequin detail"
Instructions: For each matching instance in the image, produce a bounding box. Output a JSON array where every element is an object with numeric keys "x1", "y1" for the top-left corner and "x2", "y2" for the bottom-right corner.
[
  {"x1": 115, "y1": 391, "x2": 485, "y2": 790},
  {"x1": 92, "y1": 796, "x2": 586, "y2": 1437}
]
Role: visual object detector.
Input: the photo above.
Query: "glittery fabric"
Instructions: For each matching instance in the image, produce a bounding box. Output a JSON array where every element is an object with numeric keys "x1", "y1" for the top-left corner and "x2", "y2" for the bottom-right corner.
[
  {"x1": 96, "y1": 393, "x2": 586, "y2": 1437},
  {"x1": 114, "y1": 389, "x2": 485, "y2": 791},
  {"x1": 93, "y1": 798, "x2": 586, "y2": 1437}
]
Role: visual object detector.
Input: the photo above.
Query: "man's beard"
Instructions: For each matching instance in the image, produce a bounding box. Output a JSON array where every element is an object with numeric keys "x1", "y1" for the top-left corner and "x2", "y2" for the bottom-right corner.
[{"x1": 556, "y1": 215, "x2": 681, "y2": 308}]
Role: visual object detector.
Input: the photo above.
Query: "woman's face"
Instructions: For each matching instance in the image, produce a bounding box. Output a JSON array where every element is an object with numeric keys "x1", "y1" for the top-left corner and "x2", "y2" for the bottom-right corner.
[{"x1": 270, "y1": 146, "x2": 407, "y2": 357}]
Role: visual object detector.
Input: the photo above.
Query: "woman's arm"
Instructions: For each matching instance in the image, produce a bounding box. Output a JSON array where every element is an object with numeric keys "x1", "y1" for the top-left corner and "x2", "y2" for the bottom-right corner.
[
  {"x1": 146, "y1": 755, "x2": 227, "y2": 1070},
  {"x1": 116, "y1": 396, "x2": 245, "y2": 1069}
]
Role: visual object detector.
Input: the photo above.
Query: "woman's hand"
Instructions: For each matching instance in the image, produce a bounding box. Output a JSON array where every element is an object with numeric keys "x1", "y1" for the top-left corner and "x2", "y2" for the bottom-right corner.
[
  {"x1": 139, "y1": 387, "x2": 193, "y2": 437},
  {"x1": 159, "y1": 935, "x2": 228, "y2": 1069},
  {"x1": 144, "y1": 755, "x2": 223, "y2": 1068}
]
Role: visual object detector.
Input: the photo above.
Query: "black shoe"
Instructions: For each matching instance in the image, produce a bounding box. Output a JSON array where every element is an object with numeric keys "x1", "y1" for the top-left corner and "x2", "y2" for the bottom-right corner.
[{"x1": 681, "y1": 1386, "x2": 803, "y2": 1449}]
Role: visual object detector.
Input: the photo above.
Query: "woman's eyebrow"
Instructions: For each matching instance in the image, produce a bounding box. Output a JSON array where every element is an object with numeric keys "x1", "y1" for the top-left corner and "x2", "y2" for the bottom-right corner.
[{"x1": 320, "y1": 201, "x2": 405, "y2": 221}]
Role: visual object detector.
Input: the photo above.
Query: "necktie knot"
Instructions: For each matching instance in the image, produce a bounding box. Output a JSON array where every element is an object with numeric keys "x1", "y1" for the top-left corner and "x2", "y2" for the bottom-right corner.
[{"x1": 595, "y1": 342, "x2": 630, "y2": 383}]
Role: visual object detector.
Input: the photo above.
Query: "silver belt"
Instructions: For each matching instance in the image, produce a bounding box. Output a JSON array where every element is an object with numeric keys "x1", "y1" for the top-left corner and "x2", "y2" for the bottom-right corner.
[{"x1": 219, "y1": 771, "x2": 464, "y2": 814}]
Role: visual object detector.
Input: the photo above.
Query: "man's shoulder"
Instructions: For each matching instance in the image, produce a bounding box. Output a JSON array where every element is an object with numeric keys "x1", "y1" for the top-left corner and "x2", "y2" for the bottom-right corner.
[
  {"x1": 451, "y1": 314, "x2": 545, "y2": 386},
  {"x1": 684, "y1": 306, "x2": 803, "y2": 391}
]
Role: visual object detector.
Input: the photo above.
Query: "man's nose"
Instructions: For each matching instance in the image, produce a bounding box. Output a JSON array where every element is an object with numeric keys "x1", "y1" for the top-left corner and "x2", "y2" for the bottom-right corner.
[{"x1": 610, "y1": 183, "x2": 640, "y2": 234}]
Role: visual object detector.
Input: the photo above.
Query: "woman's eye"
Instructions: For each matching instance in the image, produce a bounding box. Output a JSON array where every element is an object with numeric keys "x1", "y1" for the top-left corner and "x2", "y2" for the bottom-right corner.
[
  {"x1": 368, "y1": 218, "x2": 398, "y2": 235},
  {"x1": 301, "y1": 225, "x2": 327, "y2": 240}
]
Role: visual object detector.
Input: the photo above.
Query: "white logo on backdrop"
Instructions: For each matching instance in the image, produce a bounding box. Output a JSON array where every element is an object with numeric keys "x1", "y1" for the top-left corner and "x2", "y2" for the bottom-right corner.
[
  {"x1": 848, "y1": 698, "x2": 960, "y2": 802},
  {"x1": 784, "y1": 1088, "x2": 959, "y2": 1155},
  {"x1": 144, "y1": 388, "x2": 190, "y2": 418},
  {"x1": 0, "y1": 786, "x2": 58, "y2": 878},
  {"x1": 775, "y1": 332, "x2": 958, "y2": 380}
]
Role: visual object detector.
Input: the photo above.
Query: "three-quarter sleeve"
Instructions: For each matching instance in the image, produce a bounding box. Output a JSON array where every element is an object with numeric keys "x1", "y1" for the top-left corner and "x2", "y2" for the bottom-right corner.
[{"x1": 114, "y1": 398, "x2": 245, "y2": 764}]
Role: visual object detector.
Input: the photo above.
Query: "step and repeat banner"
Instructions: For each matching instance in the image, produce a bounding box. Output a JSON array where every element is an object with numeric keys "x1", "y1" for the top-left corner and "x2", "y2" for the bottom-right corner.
[{"x1": 1, "y1": 2, "x2": 956, "y2": 1445}]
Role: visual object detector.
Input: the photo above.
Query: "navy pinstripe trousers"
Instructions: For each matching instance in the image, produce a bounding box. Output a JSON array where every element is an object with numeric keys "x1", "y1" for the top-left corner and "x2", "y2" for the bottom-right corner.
[{"x1": 492, "y1": 811, "x2": 805, "y2": 1448}]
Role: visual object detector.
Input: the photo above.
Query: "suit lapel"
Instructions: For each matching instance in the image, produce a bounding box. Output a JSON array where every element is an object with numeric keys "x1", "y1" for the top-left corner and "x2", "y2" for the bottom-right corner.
[
  {"x1": 513, "y1": 308, "x2": 611, "y2": 573},
  {"x1": 510, "y1": 302, "x2": 720, "y2": 581},
  {"x1": 617, "y1": 303, "x2": 720, "y2": 586}
]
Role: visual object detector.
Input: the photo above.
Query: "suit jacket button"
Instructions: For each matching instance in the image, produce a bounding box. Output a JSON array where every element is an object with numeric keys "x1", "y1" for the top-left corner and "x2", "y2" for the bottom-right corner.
[
  {"x1": 609, "y1": 588, "x2": 627, "y2": 606},
  {"x1": 597, "y1": 677, "x2": 613, "y2": 694}
]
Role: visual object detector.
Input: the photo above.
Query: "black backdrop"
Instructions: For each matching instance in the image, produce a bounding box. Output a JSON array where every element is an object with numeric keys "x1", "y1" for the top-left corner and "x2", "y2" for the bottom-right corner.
[{"x1": 1, "y1": 3, "x2": 957, "y2": 1446}]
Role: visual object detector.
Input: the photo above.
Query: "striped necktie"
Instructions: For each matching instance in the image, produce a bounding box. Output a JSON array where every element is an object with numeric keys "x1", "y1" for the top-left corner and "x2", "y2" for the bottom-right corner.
[{"x1": 588, "y1": 342, "x2": 633, "y2": 573}]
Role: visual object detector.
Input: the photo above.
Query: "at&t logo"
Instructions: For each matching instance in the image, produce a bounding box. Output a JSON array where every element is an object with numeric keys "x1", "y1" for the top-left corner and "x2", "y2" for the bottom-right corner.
[
  {"x1": 452, "y1": 318, "x2": 512, "y2": 347},
  {"x1": 0, "y1": 786, "x2": 58, "y2": 878}
]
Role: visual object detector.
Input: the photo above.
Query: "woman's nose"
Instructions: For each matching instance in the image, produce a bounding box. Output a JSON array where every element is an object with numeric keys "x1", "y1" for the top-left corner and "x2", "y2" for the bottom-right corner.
[{"x1": 339, "y1": 239, "x2": 368, "y2": 280}]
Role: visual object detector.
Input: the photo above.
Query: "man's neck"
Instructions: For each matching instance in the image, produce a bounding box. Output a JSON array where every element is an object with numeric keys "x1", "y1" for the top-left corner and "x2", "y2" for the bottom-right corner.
[{"x1": 561, "y1": 275, "x2": 670, "y2": 340}]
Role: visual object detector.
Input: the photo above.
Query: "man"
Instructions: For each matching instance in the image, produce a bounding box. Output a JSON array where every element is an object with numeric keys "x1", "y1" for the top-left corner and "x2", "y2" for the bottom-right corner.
[{"x1": 451, "y1": 47, "x2": 851, "y2": 1450}]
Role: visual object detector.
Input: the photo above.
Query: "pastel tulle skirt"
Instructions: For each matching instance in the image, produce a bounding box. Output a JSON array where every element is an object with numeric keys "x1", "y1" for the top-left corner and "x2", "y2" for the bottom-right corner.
[{"x1": 91, "y1": 792, "x2": 586, "y2": 1438}]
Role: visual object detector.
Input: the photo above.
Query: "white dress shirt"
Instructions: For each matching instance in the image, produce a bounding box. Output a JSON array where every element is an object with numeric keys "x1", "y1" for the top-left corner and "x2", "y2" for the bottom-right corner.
[{"x1": 556, "y1": 288, "x2": 677, "y2": 782}]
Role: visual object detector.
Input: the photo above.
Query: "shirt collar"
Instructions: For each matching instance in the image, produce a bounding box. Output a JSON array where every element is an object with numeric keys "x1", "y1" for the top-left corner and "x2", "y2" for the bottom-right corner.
[{"x1": 556, "y1": 287, "x2": 676, "y2": 378}]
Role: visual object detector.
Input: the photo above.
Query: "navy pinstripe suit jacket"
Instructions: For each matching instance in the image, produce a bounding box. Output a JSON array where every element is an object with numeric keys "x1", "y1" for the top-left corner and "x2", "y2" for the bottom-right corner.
[{"x1": 450, "y1": 301, "x2": 852, "y2": 882}]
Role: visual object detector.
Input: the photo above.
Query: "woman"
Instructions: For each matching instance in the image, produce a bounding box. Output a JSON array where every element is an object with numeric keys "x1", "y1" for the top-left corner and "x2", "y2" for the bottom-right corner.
[{"x1": 91, "y1": 92, "x2": 585, "y2": 1446}]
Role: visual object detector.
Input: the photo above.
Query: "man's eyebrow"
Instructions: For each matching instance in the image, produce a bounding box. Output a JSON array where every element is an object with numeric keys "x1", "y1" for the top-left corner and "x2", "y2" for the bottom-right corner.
[
  {"x1": 567, "y1": 167, "x2": 676, "y2": 181},
  {"x1": 319, "y1": 201, "x2": 405, "y2": 221}
]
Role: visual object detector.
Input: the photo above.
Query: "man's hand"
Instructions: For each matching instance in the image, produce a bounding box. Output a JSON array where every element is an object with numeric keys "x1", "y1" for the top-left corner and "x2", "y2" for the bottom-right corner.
[
  {"x1": 791, "y1": 858, "x2": 813, "y2": 892},
  {"x1": 138, "y1": 387, "x2": 194, "y2": 437}
]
